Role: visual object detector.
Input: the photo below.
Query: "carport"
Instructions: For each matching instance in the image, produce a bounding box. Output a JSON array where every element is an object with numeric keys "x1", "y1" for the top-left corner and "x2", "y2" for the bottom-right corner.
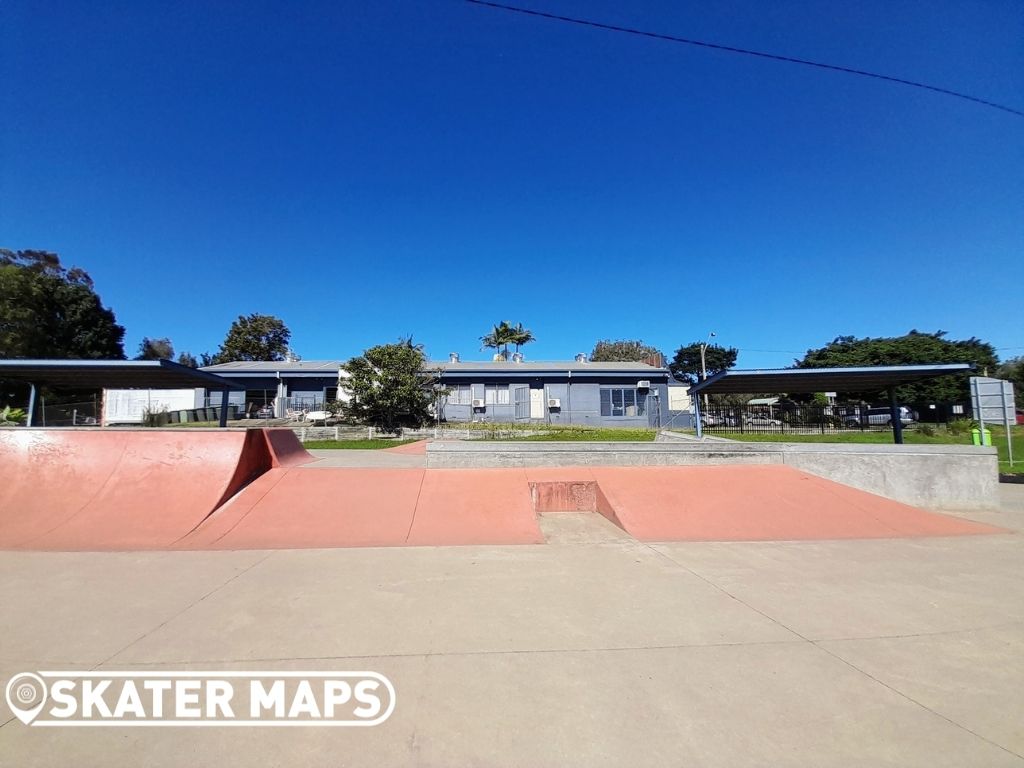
[
  {"x1": 0, "y1": 359, "x2": 246, "y2": 427},
  {"x1": 688, "y1": 364, "x2": 975, "y2": 443}
]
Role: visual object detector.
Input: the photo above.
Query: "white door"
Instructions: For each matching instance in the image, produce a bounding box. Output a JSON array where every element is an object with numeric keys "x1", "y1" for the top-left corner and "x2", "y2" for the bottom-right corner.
[{"x1": 530, "y1": 388, "x2": 544, "y2": 419}]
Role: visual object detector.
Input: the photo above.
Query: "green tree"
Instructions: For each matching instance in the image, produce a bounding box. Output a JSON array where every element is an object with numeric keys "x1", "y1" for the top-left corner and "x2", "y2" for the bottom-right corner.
[
  {"x1": 213, "y1": 313, "x2": 291, "y2": 362},
  {"x1": 510, "y1": 322, "x2": 535, "y2": 356},
  {"x1": 136, "y1": 337, "x2": 174, "y2": 360},
  {"x1": 994, "y1": 356, "x2": 1023, "y2": 402},
  {"x1": 796, "y1": 330, "x2": 998, "y2": 402},
  {"x1": 177, "y1": 351, "x2": 199, "y2": 368},
  {"x1": 0, "y1": 249, "x2": 125, "y2": 359},
  {"x1": 480, "y1": 321, "x2": 516, "y2": 360},
  {"x1": 342, "y1": 339, "x2": 436, "y2": 431},
  {"x1": 669, "y1": 342, "x2": 738, "y2": 385},
  {"x1": 590, "y1": 339, "x2": 662, "y2": 363}
]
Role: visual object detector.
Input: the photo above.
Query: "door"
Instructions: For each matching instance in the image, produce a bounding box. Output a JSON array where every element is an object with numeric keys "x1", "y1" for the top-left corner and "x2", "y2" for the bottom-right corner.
[
  {"x1": 530, "y1": 388, "x2": 544, "y2": 419},
  {"x1": 513, "y1": 385, "x2": 530, "y2": 421}
]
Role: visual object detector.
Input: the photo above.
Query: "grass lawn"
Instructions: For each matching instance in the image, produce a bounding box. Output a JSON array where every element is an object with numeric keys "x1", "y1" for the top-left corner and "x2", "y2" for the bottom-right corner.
[
  {"x1": 713, "y1": 425, "x2": 1023, "y2": 475},
  {"x1": 509, "y1": 428, "x2": 656, "y2": 442},
  {"x1": 303, "y1": 439, "x2": 419, "y2": 450}
]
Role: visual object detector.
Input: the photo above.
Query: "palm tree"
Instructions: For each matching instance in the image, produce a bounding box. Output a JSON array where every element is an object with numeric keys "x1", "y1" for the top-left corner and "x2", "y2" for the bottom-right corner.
[
  {"x1": 480, "y1": 321, "x2": 516, "y2": 360},
  {"x1": 511, "y1": 323, "x2": 535, "y2": 355}
]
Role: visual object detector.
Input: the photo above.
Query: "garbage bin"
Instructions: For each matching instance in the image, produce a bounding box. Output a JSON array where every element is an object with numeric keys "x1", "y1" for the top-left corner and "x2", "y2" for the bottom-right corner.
[{"x1": 971, "y1": 428, "x2": 992, "y2": 446}]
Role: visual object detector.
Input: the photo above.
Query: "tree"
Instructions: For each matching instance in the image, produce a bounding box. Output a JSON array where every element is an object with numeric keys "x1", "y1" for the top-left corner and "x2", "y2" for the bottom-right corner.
[
  {"x1": 796, "y1": 330, "x2": 998, "y2": 402},
  {"x1": 480, "y1": 321, "x2": 516, "y2": 361},
  {"x1": 213, "y1": 313, "x2": 291, "y2": 362},
  {"x1": 590, "y1": 339, "x2": 662, "y2": 363},
  {"x1": 136, "y1": 337, "x2": 174, "y2": 360},
  {"x1": 177, "y1": 351, "x2": 199, "y2": 368},
  {"x1": 995, "y1": 356, "x2": 1024, "y2": 402},
  {"x1": 341, "y1": 338, "x2": 436, "y2": 431},
  {"x1": 510, "y1": 322, "x2": 535, "y2": 355},
  {"x1": 669, "y1": 342, "x2": 738, "y2": 385},
  {"x1": 0, "y1": 249, "x2": 125, "y2": 359}
]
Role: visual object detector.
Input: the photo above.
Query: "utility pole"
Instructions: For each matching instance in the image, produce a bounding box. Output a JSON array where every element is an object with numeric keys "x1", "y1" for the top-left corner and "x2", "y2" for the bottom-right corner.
[{"x1": 699, "y1": 331, "x2": 716, "y2": 410}]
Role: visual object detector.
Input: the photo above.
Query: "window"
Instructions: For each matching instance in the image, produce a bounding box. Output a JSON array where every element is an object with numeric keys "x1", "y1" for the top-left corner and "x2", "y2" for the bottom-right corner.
[
  {"x1": 447, "y1": 385, "x2": 471, "y2": 405},
  {"x1": 600, "y1": 388, "x2": 646, "y2": 417},
  {"x1": 485, "y1": 385, "x2": 510, "y2": 405}
]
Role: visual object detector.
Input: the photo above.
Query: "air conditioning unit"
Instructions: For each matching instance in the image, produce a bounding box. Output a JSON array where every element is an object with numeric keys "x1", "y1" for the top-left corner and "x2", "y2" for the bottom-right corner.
[
  {"x1": 637, "y1": 380, "x2": 651, "y2": 389},
  {"x1": 471, "y1": 399, "x2": 486, "y2": 408},
  {"x1": 548, "y1": 398, "x2": 561, "y2": 409}
]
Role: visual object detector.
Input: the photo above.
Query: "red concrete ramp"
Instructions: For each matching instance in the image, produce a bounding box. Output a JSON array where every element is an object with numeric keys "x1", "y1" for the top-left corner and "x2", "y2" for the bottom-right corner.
[
  {"x1": 0, "y1": 429, "x2": 310, "y2": 550},
  {"x1": 587, "y1": 465, "x2": 1003, "y2": 541},
  {"x1": 182, "y1": 467, "x2": 543, "y2": 549}
]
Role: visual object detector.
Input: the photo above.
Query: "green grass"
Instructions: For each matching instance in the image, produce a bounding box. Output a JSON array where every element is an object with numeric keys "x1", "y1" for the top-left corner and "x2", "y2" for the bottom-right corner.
[
  {"x1": 303, "y1": 439, "x2": 418, "y2": 450},
  {"x1": 712, "y1": 425, "x2": 1023, "y2": 475},
  {"x1": 483, "y1": 427, "x2": 656, "y2": 442}
]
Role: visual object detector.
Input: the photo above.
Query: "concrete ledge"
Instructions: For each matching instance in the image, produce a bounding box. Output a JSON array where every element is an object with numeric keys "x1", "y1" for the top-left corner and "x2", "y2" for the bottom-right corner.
[{"x1": 425, "y1": 441, "x2": 1000, "y2": 511}]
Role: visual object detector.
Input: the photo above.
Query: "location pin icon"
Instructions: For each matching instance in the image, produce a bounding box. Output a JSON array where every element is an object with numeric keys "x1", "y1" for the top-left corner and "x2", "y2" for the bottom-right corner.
[{"x1": 5, "y1": 673, "x2": 48, "y2": 725}]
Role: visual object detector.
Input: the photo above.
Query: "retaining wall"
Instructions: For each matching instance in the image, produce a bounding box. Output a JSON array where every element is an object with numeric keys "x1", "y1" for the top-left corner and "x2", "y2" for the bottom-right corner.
[{"x1": 425, "y1": 441, "x2": 1000, "y2": 511}]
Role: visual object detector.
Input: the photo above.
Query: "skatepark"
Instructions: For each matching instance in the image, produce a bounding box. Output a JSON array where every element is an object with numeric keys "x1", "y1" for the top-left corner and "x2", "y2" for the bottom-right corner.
[{"x1": 2, "y1": 426, "x2": 1022, "y2": 766}]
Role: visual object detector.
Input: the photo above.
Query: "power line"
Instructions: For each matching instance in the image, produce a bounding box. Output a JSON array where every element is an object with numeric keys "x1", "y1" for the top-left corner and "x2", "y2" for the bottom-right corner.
[{"x1": 464, "y1": 0, "x2": 1024, "y2": 118}]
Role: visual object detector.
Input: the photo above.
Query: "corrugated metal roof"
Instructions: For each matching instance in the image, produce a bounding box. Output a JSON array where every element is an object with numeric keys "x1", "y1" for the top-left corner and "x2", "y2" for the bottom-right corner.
[
  {"x1": 0, "y1": 359, "x2": 246, "y2": 389},
  {"x1": 426, "y1": 361, "x2": 666, "y2": 373},
  {"x1": 688, "y1": 364, "x2": 974, "y2": 395},
  {"x1": 201, "y1": 360, "x2": 342, "y2": 372}
]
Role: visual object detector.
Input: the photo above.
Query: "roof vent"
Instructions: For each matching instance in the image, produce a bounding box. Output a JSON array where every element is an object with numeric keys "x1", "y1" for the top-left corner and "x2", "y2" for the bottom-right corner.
[
  {"x1": 449, "y1": 352, "x2": 460, "y2": 363},
  {"x1": 512, "y1": 352, "x2": 524, "y2": 363},
  {"x1": 575, "y1": 353, "x2": 587, "y2": 363}
]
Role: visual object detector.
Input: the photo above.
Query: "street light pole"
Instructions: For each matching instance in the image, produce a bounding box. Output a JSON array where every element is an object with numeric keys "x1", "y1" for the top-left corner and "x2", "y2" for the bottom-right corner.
[{"x1": 699, "y1": 331, "x2": 716, "y2": 410}]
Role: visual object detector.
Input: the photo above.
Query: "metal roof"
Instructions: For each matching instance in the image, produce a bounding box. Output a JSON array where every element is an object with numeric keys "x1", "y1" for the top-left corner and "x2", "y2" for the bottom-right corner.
[
  {"x1": 427, "y1": 361, "x2": 667, "y2": 374},
  {"x1": 688, "y1": 364, "x2": 975, "y2": 396},
  {"x1": 0, "y1": 359, "x2": 245, "y2": 390},
  {"x1": 202, "y1": 360, "x2": 342, "y2": 372}
]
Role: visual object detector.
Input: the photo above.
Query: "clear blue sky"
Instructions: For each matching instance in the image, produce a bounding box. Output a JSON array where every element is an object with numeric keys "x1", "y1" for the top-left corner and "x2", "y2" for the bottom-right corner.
[{"x1": 2, "y1": 1, "x2": 1022, "y2": 366}]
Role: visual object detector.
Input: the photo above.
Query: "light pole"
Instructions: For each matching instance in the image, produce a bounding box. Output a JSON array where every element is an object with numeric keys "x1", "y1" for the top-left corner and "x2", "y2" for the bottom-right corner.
[{"x1": 699, "y1": 331, "x2": 716, "y2": 411}]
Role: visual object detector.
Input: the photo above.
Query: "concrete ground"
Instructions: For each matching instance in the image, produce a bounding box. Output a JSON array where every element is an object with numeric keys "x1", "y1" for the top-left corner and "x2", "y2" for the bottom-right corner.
[{"x1": 1, "y1": 486, "x2": 1022, "y2": 766}]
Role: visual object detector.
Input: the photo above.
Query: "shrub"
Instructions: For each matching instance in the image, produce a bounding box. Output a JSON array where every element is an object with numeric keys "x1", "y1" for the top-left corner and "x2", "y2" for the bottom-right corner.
[
  {"x1": 946, "y1": 418, "x2": 977, "y2": 437},
  {"x1": 141, "y1": 406, "x2": 170, "y2": 427},
  {"x1": 0, "y1": 406, "x2": 26, "y2": 425},
  {"x1": 918, "y1": 423, "x2": 936, "y2": 437}
]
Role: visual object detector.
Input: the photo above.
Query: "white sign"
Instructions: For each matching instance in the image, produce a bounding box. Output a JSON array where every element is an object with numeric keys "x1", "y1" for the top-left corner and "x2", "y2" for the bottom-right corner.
[{"x1": 969, "y1": 377, "x2": 1016, "y2": 423}]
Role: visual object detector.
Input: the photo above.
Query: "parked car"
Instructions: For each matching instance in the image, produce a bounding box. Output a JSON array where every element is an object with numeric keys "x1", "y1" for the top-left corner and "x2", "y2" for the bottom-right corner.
[
  {"x1": 744, "y1": 414, "x2": 782, "y2": 427},
  {"x1": 255, "y1": 405, "x2": 275, "y2": 419},
  {"x1": 843, "y1": 406, "x2": 916, "y2": 428},
  {"x1": 703, "y1": 413, "x2": 738, "y2": 427}
]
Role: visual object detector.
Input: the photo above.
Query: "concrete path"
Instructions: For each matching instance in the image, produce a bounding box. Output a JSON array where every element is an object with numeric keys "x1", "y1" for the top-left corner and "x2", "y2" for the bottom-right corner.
[
  {"x1": 1, "y1": 487, "x2": 1022, "y2": 766},
  {"x1": 305, "y1": 448, "x2": 426, "y2": 469}
]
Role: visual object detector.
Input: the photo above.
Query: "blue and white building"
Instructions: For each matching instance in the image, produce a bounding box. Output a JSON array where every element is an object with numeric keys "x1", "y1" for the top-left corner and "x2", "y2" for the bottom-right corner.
[{"x1": 430, "y1": 354, "x2": 671, "y2": 428}]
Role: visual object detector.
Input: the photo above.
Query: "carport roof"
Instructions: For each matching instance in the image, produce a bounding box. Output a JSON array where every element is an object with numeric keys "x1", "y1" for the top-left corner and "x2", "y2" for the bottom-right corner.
[
  {"x1": 0, "y1": 359, "x2": 245, "y2": 390},
  {"x1": 688, "y1": 363, "x2": 975, "y2": 396}
]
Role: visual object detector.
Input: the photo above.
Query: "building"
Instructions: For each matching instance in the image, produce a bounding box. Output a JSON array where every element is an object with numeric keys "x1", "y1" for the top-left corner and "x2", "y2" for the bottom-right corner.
[
  {"x1": 199, "y1": 361, "x2": 348, "y2": 417},
  {"x1": 430, "y1": 354, "x2": 671, "y2": 428}
]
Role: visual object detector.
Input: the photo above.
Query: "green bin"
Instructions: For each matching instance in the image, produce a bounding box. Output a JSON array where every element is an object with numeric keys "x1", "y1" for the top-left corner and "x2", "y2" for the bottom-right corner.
[{"x1": 971, "y1": 428, "x2": 992, "y2": 446}]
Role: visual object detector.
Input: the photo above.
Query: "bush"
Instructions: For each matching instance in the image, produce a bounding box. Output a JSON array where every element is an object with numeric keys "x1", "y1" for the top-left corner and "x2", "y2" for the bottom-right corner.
[
  {"x1": 141, "y1": 406, "x2": 170, "y2": 427},
  {"x1": 0, "y1": 406, "x2": 26, "y2": 425},
  {"x1": 946, "y1": 418, "x2": 977, "y2": 437},
  {"x1": 917, "y1": 423, "x2": 936, "y2": 437}
]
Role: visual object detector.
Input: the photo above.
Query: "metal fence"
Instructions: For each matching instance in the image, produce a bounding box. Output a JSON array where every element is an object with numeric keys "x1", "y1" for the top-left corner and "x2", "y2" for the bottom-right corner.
[
  {"x1": 34, "y1": 399, "x2": 101, "y2": 427},
  {"x1": 699, "y1": 402, "x2": 971, "y2": 435}
]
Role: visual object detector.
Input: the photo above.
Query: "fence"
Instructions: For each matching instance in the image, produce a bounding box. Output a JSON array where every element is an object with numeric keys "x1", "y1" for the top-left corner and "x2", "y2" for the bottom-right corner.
[
  {"x1": 699, "y1": 402, "x2": 971, "y2": 436},
  {"x1": 33, "y1": 399, "x2": 102, "y2": 427}
]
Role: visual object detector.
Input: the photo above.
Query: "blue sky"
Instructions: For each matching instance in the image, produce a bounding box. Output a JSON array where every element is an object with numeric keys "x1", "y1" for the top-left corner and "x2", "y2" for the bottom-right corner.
[{"x1": 2, "y1": 1, "x2": 1022, "y2": 366}]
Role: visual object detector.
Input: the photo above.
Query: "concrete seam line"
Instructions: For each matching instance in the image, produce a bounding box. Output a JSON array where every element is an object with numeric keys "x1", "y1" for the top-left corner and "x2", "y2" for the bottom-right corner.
[
  {"x1": 811, "y1": 643, "x2": 1024, "y2": 760},
  {"x1": 403, "y1": 470, "x2": 429, "y2": 543},
  {"x1": 651, "y1": 546, "x2": 1024, "y2": 760},
  {"x1": 93, "y1": 551, "x2": 277, "y2": 669}
]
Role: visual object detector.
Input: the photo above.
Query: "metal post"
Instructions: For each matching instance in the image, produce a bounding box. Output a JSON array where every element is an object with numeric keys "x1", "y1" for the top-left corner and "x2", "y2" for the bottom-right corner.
[
  {"x1": 972, "y1": 378, "x2": 987, "y2": 446},
  {"x1": 1000, "y1": 380, "x2": 1013, "y2": 467},
  {"x1": 26, "y1": 382, "x2": 36, "y2": 427},
  {"x1": 889, "y1": 388, "x2": 904, "y2": 444},
  {"x1": 694, "y1": 394, "x2": 703, "y2": 439},
  {"x1": 219, "y1": 388, "x2": 229, "y2": 428}
]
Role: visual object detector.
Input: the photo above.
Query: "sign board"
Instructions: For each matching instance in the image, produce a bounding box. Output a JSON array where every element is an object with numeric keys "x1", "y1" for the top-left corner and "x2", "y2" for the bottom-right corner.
[
  {"x1": 969, "y1": 376, "x2": 1016, "y2": 467},
  {"x1": 969, "y1": 377, "x2": 1016, "y2": 423}
]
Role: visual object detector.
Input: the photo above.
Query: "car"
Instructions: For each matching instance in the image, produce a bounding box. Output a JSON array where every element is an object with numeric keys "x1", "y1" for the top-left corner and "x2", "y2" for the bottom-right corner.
[
  {"x1": 843, "y1": 406, "x2": 916, "y2": 428},
  {"x1": 744, "y1": 414, "x2": 782, "y2": 427},
  {"x1": 254, "y1": 405, "x2": 275, "y2": 419}
]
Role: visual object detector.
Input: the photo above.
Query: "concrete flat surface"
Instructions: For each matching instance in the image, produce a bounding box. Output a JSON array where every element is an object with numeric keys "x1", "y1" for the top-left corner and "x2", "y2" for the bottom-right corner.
[{"x1": 1, "y1": 487, "x2": 1022, "y2": 766}]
